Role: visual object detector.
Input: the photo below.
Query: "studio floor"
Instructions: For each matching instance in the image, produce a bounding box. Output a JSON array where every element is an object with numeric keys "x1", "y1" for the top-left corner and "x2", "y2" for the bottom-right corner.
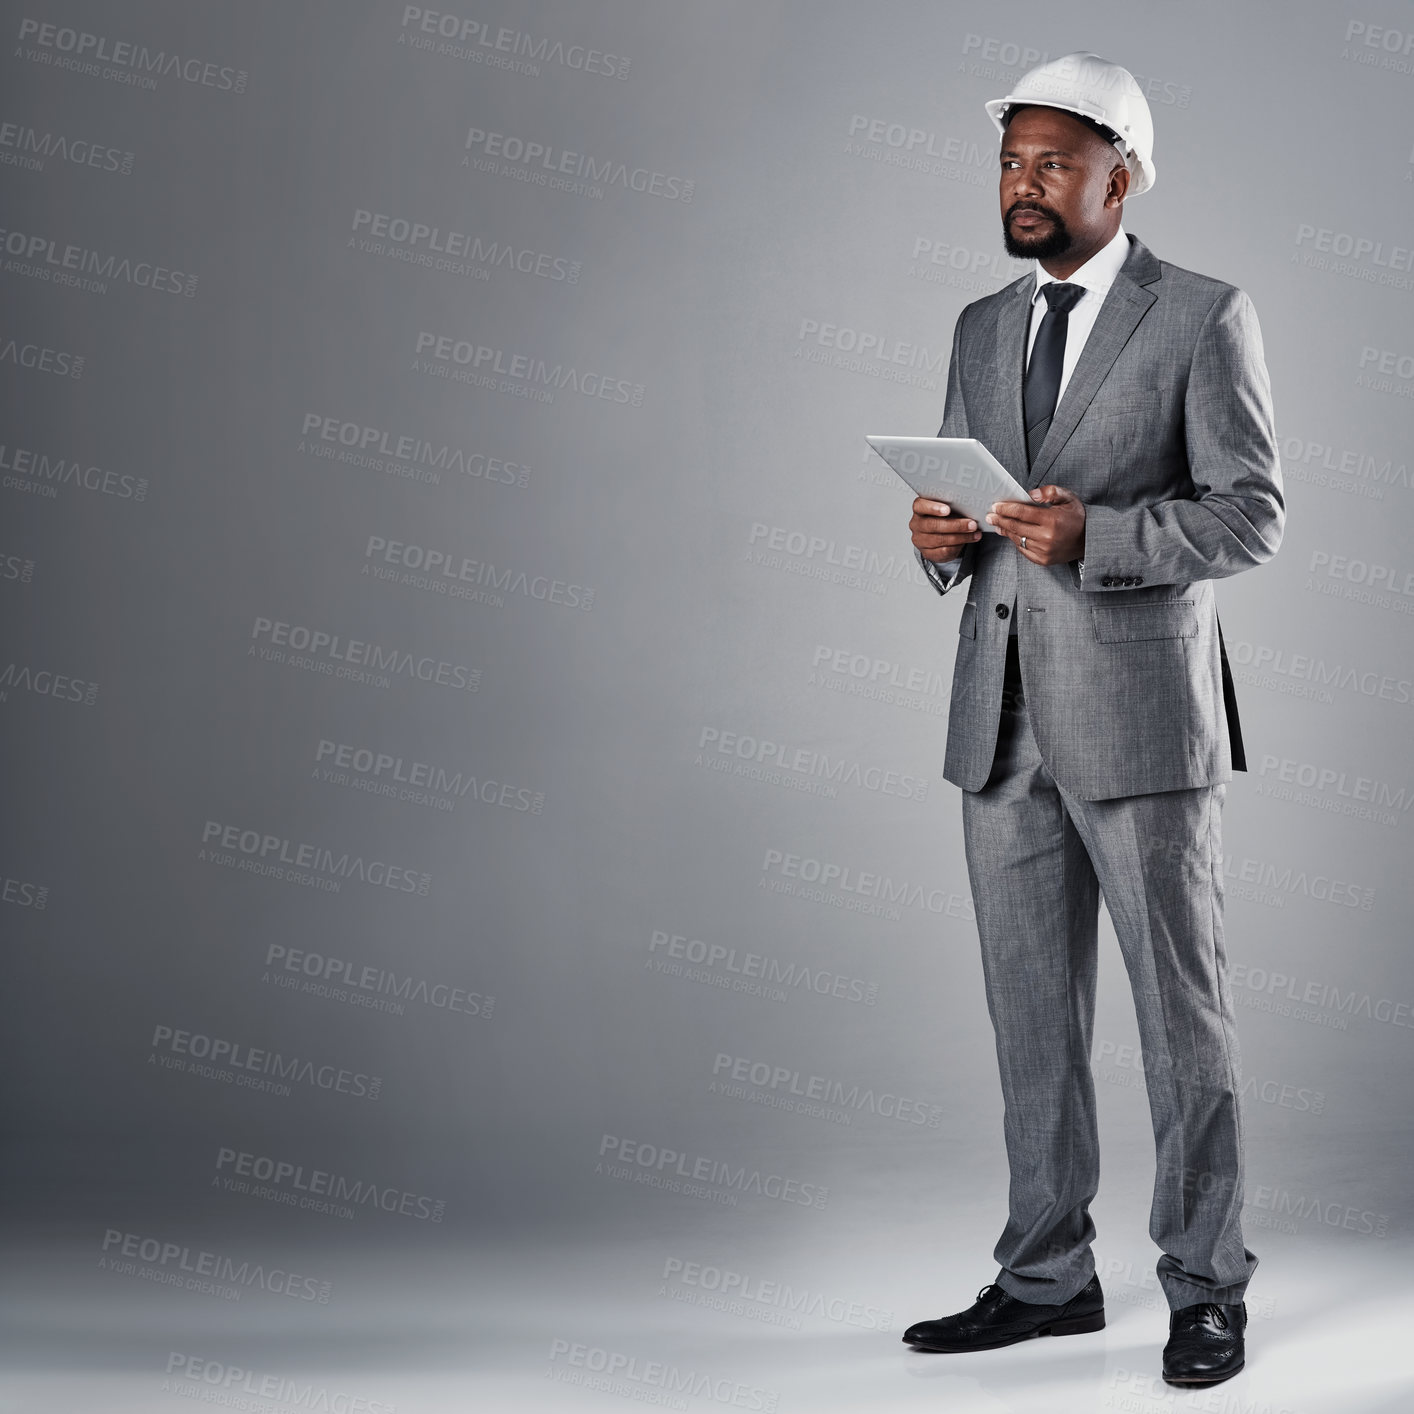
[{"x1": 4, "y1": 1219, "x2": 1411, "y2": 1414}]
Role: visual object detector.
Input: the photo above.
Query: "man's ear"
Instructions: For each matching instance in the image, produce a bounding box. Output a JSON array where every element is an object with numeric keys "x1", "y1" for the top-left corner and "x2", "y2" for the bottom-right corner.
[{"x1": 1105, "y1": 161, "x2": 1131, "y2": 209}]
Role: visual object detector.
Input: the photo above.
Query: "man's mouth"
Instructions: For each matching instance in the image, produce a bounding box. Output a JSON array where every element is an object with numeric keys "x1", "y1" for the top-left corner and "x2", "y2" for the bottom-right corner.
[{"x1": 1009, "y1": 208, "x2": 1053, "y2": 228}]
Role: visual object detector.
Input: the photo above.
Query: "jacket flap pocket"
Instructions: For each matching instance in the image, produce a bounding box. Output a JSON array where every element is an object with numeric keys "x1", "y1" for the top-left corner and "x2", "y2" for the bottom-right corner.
[
  {"x1": 959, "y1": 601, "x2": 977, "y2": 638},
  {"x1": 1089, "y1": 388, "x2": 1162, "y2": 422},
  {"x1": 1091, "y1": 600, "x2": 1197, "y2": 643}
]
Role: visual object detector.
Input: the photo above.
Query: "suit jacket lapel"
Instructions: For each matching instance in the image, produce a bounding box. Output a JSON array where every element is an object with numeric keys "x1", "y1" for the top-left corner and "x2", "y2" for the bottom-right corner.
[
  {"x1": 974, "y1": 276, "x2": 1032, "y2": 482},
  {"x1": 1027, "y1": 236, "x2": 1162, "y2": 487}
]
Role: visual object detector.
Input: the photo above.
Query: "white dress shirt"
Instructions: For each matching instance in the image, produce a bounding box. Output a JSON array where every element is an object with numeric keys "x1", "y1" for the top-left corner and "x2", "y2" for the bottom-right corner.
[{"x1": 1024, "y1": 224, "x2": 1130, "y2": 401}]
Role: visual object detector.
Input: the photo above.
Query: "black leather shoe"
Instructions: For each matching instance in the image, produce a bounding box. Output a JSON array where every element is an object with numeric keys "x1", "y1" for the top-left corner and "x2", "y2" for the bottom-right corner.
[
  {"x1": 903, "y1": 1276, "x2": 1105, "y2": 1352},
  {"x1": 1162, "y1": 1302, "x2": 1246, "y2": 1385}
]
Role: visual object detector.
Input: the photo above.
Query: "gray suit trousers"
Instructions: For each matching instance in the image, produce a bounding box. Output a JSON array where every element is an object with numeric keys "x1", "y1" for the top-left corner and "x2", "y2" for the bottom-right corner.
[{"x1": 962, "y1": 639, "x2": 1258, "y2": 1311}]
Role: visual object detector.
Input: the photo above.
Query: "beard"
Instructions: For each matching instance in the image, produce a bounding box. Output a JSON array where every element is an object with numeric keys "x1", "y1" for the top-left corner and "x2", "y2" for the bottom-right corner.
[{"x1": 1003, "y1": 202, "x2": 1073, "y2": 260}]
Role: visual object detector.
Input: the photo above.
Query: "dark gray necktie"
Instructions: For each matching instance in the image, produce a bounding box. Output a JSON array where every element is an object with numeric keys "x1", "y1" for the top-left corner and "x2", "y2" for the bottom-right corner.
[{"x1": 1023, "y1": 281, "x2": 1085, "y2": 467}]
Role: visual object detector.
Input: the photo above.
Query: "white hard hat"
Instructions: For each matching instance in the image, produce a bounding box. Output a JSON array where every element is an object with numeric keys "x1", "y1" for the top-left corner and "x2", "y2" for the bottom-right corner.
[{"x1": 985, "y1": 52, "x2": 1156, "y2": 195}]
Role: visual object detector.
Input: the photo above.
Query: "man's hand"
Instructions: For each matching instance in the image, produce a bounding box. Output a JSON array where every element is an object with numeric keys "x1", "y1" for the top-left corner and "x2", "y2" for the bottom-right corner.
[
  {"x1": 986, "y1": 485, "x2": 1086, "y2": 565},
  {"x1": 910, "y1": 497, "x2": 982, "y2": 563}
]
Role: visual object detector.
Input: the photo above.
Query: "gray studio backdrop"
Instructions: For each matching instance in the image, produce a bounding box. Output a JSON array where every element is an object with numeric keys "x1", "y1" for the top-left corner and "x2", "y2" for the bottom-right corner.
[{"x1": 2, "y1": 2, "x2": 1412, "y2": 1412}]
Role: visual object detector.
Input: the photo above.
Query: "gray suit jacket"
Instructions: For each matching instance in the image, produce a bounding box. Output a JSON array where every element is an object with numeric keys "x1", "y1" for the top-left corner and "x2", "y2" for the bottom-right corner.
[{"x1": 921, "y1": 235, "x2": 1283, "y2": 801}]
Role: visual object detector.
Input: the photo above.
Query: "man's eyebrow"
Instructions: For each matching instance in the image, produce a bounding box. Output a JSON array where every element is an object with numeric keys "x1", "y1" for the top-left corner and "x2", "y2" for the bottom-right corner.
[{"x1": 1000, "y1": 147, "x2": 1077, "y2": 158}]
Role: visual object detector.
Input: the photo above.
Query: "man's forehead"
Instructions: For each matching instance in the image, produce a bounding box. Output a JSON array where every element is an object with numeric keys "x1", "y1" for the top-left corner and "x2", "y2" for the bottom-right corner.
[
  {"x1": 1000, "y1": 140, "x2": 1086, "y2": 156},
  {"x1": 1001, "y1": 108, "x2": 1115, "y2": 158}
]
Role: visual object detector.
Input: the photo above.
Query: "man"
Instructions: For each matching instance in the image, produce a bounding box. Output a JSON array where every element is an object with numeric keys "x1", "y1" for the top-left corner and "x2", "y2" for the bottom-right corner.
[{"x1": 900, "y1": 54, "x2": 1283, "y2": 1387}]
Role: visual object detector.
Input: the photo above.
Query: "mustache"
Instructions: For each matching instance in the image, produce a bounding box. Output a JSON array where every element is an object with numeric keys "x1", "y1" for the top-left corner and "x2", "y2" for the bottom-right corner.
[{"x1": 1005, "y1": 201, "x2": 1062, "y2": 223}]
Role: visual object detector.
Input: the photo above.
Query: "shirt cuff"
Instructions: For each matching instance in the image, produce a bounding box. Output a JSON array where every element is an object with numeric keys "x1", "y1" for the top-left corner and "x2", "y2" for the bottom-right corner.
[{"x1": 918, "y1": 548, "x2": 966, "y2": 594}]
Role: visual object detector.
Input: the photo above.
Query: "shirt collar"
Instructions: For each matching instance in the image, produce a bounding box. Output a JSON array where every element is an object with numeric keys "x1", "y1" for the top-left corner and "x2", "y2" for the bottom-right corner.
[{"x1": 1031, "y1": 226, "x2": 1129, "y2": 304}]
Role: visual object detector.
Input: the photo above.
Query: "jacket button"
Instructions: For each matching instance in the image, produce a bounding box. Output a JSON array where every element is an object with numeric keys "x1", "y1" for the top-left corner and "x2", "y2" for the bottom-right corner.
[
  {"x1": 1133, "y1": 576, "x2": 1144, "y2": 585},
  {"x1": 1100, "y1": 577, "x2": 1113, "y2": 587},
  {"x1": 995, "y1": 603, "x2": 1010, "y2": 620}
]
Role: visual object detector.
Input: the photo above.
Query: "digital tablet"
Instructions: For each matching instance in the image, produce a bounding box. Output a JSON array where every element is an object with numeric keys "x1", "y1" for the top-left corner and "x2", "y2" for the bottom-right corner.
[{"x1": 864, "y1": 436, "x2": 1030, "y2": 531}]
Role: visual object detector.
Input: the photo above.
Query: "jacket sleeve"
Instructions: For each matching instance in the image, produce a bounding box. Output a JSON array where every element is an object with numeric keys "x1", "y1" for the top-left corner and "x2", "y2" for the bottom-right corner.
[
  {"x1": 1077, "y1": 287, "x2": 1284, "y2": 590},
  {"x1": 917, "y1": 307, "x2": 978, "y2": 596}
]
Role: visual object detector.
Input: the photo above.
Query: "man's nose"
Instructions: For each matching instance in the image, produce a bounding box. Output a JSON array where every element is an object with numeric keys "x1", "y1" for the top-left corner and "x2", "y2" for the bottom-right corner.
[{"x1": 1010, "y1": 164, "x2": 1043, "y2": 198}]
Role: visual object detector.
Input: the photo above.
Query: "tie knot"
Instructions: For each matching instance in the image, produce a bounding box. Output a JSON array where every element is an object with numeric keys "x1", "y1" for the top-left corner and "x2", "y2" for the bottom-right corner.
[{"x1": 1042, "y1": 281, "x2": 1084, "y2": 314}]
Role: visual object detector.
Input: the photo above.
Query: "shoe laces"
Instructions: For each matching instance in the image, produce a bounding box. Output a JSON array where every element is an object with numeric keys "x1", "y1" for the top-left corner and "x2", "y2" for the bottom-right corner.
[
  {"x1": 1176, "y1": 1303, "x2": 1228, "y2": 1330},
  {"x1": 975, "y1": 1284, "x2": 1006, "y2": 1304}
]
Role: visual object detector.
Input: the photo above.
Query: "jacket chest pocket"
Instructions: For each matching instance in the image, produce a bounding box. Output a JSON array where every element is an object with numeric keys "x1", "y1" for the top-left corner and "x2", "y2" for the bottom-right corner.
[
  {"x1": 1091, "y1": 390, "x2": 1164, "y2": 446},
  {"x1": 1088, "y1": 385, "x2": 1163, "y2": 418}
]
